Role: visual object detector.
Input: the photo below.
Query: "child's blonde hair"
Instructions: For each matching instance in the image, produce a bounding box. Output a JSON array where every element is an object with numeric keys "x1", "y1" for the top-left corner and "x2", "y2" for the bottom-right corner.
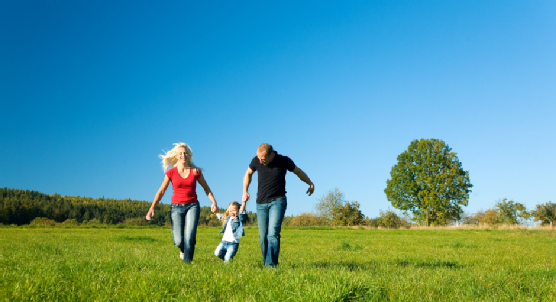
[
  {"x1": 221, "y1": 201, "x2": 250, "y2": 226},
  {"x1": 158, "y1": 142, "x2": 198, "y2": 171}
]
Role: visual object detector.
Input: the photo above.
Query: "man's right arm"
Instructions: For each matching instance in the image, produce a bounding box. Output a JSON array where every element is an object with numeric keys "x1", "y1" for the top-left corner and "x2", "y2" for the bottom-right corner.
[{"x1": 241, "y1": 167, "x2": 254, "y2": 212}]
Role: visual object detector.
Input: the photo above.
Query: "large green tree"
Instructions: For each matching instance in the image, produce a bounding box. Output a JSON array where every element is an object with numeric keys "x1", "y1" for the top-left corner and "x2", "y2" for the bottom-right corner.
[{"x1": 384, "y1": 138, "x2": 472, "y2": 226}]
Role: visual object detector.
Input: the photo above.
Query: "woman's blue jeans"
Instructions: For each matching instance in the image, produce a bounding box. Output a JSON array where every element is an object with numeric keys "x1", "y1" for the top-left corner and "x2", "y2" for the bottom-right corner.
[
  {"x1": 170, "y1": 202, "x2": 200, "y2": 263},
  {"x1": 256, "y1": 196, "x2": 287, "y2": 267}
]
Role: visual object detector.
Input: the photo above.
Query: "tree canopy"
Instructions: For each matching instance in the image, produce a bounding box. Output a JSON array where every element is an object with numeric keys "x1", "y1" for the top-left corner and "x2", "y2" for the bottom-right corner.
[
  {"x1": 330, "y1": 201, "x2": 364, "y2": 226},
  {"x1": 494, "y1": 198, "x2": 530, "y2": 225},
  {"x1": 384, "y1": 138, "x2": 472, "y2": 226},
  {"x1": 1, "y1": 187, "x2": 256, "y2": 226},
  {"x1": 531, "y1": 201, "x2": 556, "y2": 227},
  {"x1": 315, "y1": 188, "x2": 346, "y2": 222}
]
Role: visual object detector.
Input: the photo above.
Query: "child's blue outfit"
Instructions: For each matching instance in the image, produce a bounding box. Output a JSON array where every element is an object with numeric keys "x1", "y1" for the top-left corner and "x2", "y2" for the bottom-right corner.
[{"x1": 214, "y1": 211, "x2": 247, "y2": 262}]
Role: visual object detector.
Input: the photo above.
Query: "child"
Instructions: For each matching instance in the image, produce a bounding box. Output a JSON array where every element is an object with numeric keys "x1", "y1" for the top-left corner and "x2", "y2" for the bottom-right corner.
[{"x1": 214, "y1": 201, "x2": 248, "y2": 263}]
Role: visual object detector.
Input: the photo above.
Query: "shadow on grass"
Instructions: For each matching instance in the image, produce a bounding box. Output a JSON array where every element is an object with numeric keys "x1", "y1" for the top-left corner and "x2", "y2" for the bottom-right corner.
[
  {"x1": 338, "y1": 241, "x2": 364, "y2": 251},
  {"x1": 291, "y1": 260, "x2": 382, "y2": 271},
  {"x1": 116, "y1": 235, "x2": 159, "y2": 243},
  {"x1": 333, "y1": 283, "x2": 389, "y2": 302},
  {"x1": 396, "y1": 259, "x2": 462, "y2": 269},
  {"x1": 292, "y1": 258, "x2": 464, "y2": 271},
  {"x1": 438, "y1": 242, "x2": 478, "y2": 248},
  {"x1": 36, "y1": 243, "x2": 63, "y2": 255}
]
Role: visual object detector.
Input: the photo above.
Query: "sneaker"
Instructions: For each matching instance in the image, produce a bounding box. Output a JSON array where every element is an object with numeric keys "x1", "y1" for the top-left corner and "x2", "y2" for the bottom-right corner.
[{"x1": 180, "y1": 252, "x2": 184, "y2": 260}]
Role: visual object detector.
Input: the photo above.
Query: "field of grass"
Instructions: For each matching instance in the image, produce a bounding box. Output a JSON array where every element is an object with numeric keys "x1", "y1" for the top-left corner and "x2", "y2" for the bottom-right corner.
[{"x1": 2, "y1": 226, "x2": 555, "y2": 301}]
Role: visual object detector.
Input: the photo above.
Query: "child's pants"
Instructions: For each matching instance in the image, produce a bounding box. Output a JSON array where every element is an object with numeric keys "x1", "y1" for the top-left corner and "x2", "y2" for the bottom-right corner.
[{"x1": 214, "y1": 241, "x2": 239, "y2": 263}]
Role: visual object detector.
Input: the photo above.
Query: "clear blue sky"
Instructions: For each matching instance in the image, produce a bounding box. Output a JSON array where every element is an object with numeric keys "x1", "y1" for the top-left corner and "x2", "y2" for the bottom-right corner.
[{"x1": 1, "y1": 1, "x2": 555, "y2": 218}]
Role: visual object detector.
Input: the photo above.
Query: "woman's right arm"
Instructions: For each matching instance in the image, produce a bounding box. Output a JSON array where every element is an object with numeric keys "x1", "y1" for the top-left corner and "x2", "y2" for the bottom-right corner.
[{"x1": 146, "y1": 176, "x2": 170, "y2": 220}]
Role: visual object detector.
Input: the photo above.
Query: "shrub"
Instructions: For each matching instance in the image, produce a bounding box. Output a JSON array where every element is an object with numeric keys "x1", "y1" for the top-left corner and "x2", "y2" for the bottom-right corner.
[
  {"x1": 30, "y1": 217, "x2": 56, "y2": 226},
  {"x1": 124, "y1": 217, "x2": 148, "y2": 226},
  {"x1": 61, "y1": 219, "x2": 79, "y2": 226},
  {"x1": 461, "y1": 212, "x2": 479, "y2": 225},
  {"x1": 84, "y1": 218, "x2": 102, "y2": 225},
  {"x1": 472, "y1": 209, "x2": 501, "y2": 225},
  {"x1": 282, "y1": 215, "x2": 294, "y2": 226},
  {"x1": 377, "y1": 210, "x2": 403, "y2": 229},
  {"x1": 531, "y1": 201, "x2": 556, "y2": 227},
  {"x1": 362, "y1": 217, "x2": 378, "y2": 228},
  {"x1": 207, "y1": 219, "x2": 221, "y2": 227},
  {"x1": 287, "y1": 212, "x2": 329, "y2": 227},
  {"x1": 330, "y1": 201, "x2": 364, "y2": 226}
]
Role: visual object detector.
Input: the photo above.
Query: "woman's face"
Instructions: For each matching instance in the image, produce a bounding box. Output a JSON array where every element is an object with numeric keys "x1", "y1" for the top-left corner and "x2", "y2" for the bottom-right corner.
[{"x1": 176, "y1": 147, "x2": 188, "y2": 163}]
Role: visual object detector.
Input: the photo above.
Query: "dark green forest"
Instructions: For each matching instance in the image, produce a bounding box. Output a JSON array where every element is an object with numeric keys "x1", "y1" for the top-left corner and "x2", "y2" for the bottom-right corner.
[{"x1": 1, "y1": 188, "x2": 255, "y2": 226}]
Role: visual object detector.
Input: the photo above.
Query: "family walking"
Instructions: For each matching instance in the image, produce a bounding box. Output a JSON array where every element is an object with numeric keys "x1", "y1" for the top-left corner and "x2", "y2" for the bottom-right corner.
[{"x1": 146, "y1": 142, "x2": 314, "y2": 267}]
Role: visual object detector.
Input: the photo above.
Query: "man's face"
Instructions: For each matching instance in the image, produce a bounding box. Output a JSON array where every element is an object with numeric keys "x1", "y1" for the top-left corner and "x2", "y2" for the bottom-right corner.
[{"x1": 257, "y1": 151, "x2": 273, "y2": 166}]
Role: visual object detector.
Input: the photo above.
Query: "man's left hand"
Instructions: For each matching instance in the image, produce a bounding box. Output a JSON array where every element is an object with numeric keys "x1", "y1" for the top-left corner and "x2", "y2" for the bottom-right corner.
[{"x1": 306, "y1": 184, "x2": 315, "y2": 196}]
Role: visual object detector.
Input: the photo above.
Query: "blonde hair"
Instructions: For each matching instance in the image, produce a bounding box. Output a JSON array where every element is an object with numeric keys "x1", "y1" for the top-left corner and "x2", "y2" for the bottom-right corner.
[
  {"x1": 221, "y1": 201, "x2": 250, "y2": 226},
  {"x1": 159, "y1": 142, "x2": 197, "y2": 171}
]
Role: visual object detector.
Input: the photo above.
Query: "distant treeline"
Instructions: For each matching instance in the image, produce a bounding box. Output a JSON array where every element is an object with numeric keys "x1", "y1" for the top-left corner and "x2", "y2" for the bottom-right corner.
[{"x1": 1, "y1": 188, "x2": 256, "y2": 226}]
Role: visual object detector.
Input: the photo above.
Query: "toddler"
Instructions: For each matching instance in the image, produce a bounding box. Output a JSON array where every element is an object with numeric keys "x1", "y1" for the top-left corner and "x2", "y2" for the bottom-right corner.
[{"x1": 215, "y1": 201, "x2": 248, "y2": 263}]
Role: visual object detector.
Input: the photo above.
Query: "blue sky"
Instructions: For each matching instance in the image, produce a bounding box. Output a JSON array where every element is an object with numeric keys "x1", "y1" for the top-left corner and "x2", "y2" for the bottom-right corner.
[{"x1": 1, "y1": 1, "x2": 555, "y2": 218}]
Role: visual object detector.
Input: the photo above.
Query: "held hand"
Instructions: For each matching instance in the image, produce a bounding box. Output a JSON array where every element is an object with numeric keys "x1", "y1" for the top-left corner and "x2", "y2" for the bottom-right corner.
[
  {"x1": 242, "y1": 191, "x2": 250, "y2": 203},
  {"x1": 306, "y1": 184, "x2": 315, "y2": 196},
  {"x1": 211, "y1": 203, "x2": 219, "y2": 214},
  {"x1": 146, "y1": 208, "x2": 154, "y2": 220}
]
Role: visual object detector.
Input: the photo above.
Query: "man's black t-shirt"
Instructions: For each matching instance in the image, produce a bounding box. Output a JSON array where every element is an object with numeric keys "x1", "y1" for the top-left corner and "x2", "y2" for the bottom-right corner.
[{"x1": 249, "y1": 152, "x2": 296, "y2": 204}]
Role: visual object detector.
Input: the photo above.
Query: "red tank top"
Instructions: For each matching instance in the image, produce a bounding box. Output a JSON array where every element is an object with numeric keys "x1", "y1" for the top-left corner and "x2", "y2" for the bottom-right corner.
[{"x1": 165, "y1": 167, "x2": 199, "y2": 204}]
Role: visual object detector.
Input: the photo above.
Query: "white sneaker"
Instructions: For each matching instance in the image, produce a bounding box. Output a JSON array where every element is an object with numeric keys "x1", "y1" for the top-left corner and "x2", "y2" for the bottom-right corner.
[{"x1": 180, "y1": 252, "x2": 184, "y2": 260}]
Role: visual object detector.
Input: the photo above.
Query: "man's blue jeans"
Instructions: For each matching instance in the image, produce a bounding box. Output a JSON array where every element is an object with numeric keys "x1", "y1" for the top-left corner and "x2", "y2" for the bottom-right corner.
[
  {"x1": 256, "y1": 196, "x2": 287, "y2": 267},
  {"x1": 170, "y1": 202, "x2": 200, "y2": 263},
  {"x1": 214, "y1": 241, "x2": 239, "y2": 263}
]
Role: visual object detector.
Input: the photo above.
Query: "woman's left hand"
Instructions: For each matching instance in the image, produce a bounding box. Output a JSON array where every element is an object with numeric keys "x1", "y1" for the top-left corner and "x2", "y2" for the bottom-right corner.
[{"x1": 211, "y1": 203, "x2": 219, "y2": 214}]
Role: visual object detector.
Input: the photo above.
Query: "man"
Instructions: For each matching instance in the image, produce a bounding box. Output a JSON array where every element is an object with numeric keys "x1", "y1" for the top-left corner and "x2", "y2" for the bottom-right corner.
[{"x1": 241, "y1": 143, "x2": 314, "y2": 267}]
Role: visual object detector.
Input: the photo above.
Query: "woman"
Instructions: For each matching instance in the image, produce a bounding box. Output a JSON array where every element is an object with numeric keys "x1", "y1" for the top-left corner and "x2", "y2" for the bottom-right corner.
[{"x1": 146, "y1": 142, "x2": 219, "y2": 263}]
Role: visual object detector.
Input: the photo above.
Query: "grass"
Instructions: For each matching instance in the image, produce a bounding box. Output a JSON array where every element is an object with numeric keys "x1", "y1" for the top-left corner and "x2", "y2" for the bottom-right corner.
[{"x1": 1, "y1": 226, "x2": 555, "y2": 301}]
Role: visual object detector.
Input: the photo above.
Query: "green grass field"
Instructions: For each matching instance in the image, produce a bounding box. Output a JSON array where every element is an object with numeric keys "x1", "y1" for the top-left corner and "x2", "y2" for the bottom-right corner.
[{"x1": 1, "y1": 226, "x2": 555, "y2": 301}]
